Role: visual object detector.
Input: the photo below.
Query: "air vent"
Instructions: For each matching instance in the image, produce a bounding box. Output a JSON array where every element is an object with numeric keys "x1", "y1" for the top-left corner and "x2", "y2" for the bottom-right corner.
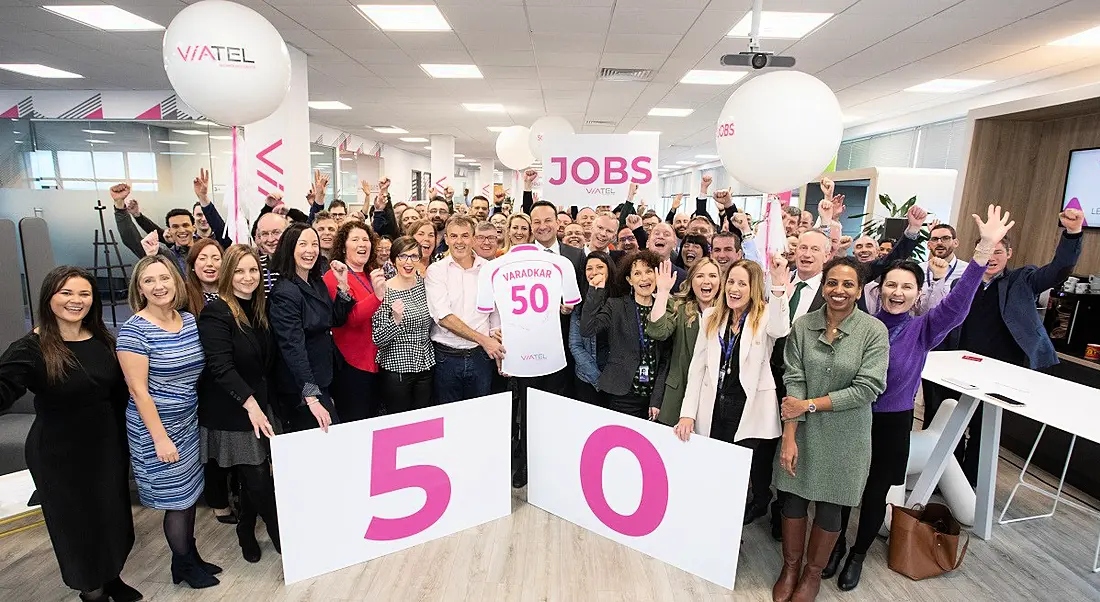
[
  {"x1": 598, "y1": 67, "x2": 653, "y2": 82},
  {"x1": 584, "y1": 120, "x2": 618, "y2": 127}
]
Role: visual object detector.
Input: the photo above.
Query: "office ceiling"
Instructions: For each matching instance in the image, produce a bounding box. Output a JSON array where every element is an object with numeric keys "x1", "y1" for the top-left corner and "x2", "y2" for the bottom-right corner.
[{"x1": 1, "y1": 0, "x2": 1100, "y2": 166}]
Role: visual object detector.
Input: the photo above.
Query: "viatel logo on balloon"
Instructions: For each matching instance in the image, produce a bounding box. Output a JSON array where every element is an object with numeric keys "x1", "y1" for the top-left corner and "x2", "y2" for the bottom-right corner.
[{"x1": 175, "y1": 45, "x2": 257, "y2": 67}]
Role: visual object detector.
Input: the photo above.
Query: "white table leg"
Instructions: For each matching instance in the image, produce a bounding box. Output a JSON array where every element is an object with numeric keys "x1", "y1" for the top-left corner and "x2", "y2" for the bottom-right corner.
[
  {"x1": 973, "y1": 402, "x2": 1002, "y2": 540},
  {"x1": 907, "y1": 394, "x2": 980, "y2": 507}
]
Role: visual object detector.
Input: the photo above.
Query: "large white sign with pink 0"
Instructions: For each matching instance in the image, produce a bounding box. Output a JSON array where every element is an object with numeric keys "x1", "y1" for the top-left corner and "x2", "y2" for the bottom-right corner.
[
  {"x1": 539, "y1": 133, "x2": 659, "y2": 207},
  {"x1": 526, "y1": 390, "x2": 752, "y2": 589},
  {"x1": 271, "y1": 393, "x2": 512, "y2": 584}
]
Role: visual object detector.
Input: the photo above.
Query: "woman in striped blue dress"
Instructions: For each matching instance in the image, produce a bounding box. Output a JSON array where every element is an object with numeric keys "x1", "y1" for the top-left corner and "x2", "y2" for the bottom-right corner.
[{"x1": 116, "y1": 255, "x2": 220, "y2": 590}]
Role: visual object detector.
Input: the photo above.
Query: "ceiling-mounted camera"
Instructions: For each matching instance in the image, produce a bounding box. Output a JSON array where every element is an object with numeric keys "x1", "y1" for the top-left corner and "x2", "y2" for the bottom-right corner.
[{"x1": 720, "y1": 51, "x2": 796, "y2": 70}]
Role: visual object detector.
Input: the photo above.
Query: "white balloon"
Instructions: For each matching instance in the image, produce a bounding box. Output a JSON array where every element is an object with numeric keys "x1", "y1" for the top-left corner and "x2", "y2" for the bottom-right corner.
[
  {"x1": 496, "y1": 125, "x2": 536, "y2": 170},
  {"x1": 163, "y1": 0, "x2": 292, "y2": 126},
  {"x1": 715, "y1": 71, "x2": 843, "y2": 193},
  {"x1": 528, "y1": 116, "x2": 575, "y2": 156}
]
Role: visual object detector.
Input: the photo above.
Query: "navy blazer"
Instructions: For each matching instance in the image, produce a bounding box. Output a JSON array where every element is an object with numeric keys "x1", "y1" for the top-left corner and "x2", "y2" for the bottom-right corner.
[
  {"x1": 943, "y1": 231, "x2": 1082, "y2": 370},
  {"x1": 268, "y1": 274, "x2": 355, "y2": 405}
]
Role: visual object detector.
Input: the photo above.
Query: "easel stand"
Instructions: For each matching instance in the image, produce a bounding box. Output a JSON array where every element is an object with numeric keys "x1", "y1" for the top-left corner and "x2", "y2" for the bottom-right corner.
[{"x1": 90, "y1": 200, "x2": 130, "y2": 327}]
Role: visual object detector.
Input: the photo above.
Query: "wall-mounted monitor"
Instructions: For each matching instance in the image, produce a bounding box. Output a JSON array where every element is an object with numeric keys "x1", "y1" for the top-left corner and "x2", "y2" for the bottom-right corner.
[{"x1": 1062, "y1": 147, "x2": 1100, "y2": 228}]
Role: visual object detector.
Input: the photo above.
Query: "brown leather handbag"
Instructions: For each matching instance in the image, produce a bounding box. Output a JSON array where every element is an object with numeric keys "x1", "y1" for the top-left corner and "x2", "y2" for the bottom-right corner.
[{"x1": 887, "y1": 503, "x2": 970, "y2": 580}]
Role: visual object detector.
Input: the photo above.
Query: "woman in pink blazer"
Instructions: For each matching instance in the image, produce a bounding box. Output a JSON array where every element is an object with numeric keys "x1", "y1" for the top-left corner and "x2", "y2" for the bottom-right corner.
[{"x1": 680, "y1": 255, "x2": 790, "y2": 522}]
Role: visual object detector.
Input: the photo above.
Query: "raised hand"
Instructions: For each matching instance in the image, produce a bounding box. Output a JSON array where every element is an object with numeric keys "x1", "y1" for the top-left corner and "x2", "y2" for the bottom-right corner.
[
  {"x1": 311, "y1": 170, "x2": 329, "y2": 207},
  {"x1": 265, "y1": 191, "x2": 283, "y2": 208},
  {"x1": 392, "y1": 298, "x2": 405, "y2": 324},
  {"x1": 637, "y1": 201, "x2": 648, "y2": 215},
  {"x1": 817, "y1": 197, "x2": 834, "y2": 222},
  {"x1": 524, "y1": 169, "x2": 538, "y2": 188},
  {"x1": 700, "y1": 174, "x2": 713, "y2": 195},
  {"x1": 973, "y1": 204, "x2": 1015, "y2": 245},
  {"x1": 193, "y1": 168, "x2": 210, "y2": 203},
  {"x1": 768, "y1": 252, "x2": 789, "y2": 283},
  {"x1": 731, "y1": 209, "x2": 750, "y2": 234},
  {"x1": 714, "y1": 188, "x2": 732, "y2": 210},
  {"x1": 379, "y1": 177, "x2": 391, "y2": 195},
  {"x1": 1060, "y1": 208, "x2": 1084, "y2": 234},
  {"x1": 929, "y1": 256, "x2": 949, "y2": 280},
  {"x1": 273, "y1": 203, "x2": 288, "y2": 216},
  {"x1": 625, "y1": 213, "x2": 642, "y2": 231},
  {"x1": 628, "y1": 181, "x2": 638, "y2": 200},
  {"x1": 109, "y1": 183, "x2": 131, "y2": 209},
  {"x1": 369, "y1": 268, "x2": 387, "y2": 300},
  {"x1": 140, "y1": 231, "x2": 160, "y2": 257},
  {"x1": 656, "y1": 259, "x2": 677, "y2": 294},
  {"x1": 671, "y1": 193, "x2": 683, "y2": 211},
  {"x1": 329, "y1": 260, "x2": 349, "y2": 290},
  {"x1": 906, "y1": 205, "x2": 928, "y2": 232},
  {"x1": 837, "y1": 235, "x2": 853, "y2": 256},
  {"x1": 125, "y1": 198, "x2": 142, "y2": 217}
]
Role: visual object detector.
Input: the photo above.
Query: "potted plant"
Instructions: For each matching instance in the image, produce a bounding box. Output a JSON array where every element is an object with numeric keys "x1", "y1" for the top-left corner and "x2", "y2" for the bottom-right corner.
[{"x1": 850, "y1": 194, "x2": 931, "y2": 261}]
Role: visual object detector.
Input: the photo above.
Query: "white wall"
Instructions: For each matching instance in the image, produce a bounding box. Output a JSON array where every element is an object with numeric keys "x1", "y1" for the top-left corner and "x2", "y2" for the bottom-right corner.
[{"x1": 308, "y1": 122, "x2": 430, "y2": 205}]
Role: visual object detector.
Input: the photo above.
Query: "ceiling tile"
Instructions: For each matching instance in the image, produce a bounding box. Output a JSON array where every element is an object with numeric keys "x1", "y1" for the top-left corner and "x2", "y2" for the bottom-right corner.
[
  {"x1": 527, "y1": 7, "x2": 612, "y2": 35},
  {"x1": 609, "y1": 9, "x2": 703, "y2": 35}
]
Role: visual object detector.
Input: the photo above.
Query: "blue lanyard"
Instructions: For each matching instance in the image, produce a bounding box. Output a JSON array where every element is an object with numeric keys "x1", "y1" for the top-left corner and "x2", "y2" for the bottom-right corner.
[
  {"x1": 927, "y1": 258, "x2": 957, "y2": 285},
  {"x1": 264, "y1": 266, "x2": 272, "y2": 291},
  {"x1": 349, "y1": 269, "x2": 373, "y2": 295},
  {"x1": 717, "y1": 312, "x2": 748, "y2": 391}
]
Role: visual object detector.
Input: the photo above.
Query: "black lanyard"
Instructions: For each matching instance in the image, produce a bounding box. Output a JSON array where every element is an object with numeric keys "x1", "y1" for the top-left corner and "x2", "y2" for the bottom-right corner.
[
  {"x1": 716, "y1": 312, "x2": 748, "y2": 393},
  {"x1": 634, "y1": 303, "x2": 650, "y2": 354},
  {"x1": 349, "y1": 269, "x2": 373, "y2": 295}
]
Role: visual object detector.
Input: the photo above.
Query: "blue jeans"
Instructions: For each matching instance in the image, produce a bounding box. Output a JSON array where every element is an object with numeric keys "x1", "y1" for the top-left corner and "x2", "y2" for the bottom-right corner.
[{"x1": 433, "y1": 344, "x2": 494, "y2": 404}]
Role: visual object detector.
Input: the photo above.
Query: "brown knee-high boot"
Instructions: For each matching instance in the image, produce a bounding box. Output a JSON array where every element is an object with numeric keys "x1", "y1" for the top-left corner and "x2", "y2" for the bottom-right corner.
[
  {"x1": 791, "y1": 524, "x2": 842, "y2": 602},
  {"x1": 772, "y1": 516, "x2": 807, "y2": 602}
]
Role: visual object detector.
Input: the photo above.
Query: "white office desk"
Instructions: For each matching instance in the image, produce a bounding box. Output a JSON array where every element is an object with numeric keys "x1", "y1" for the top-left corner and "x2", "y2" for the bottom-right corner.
[{"x1": 911, "y1": 350, "x2": 1100, "y2": 540}]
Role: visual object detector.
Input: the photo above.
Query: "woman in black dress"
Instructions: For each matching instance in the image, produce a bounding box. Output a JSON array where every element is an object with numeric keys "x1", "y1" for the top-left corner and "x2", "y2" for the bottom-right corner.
[
  {"x1": 198, "y1": 244, "x2": 280, "y2": 563},
  {"x1": 0, "y1": 266, "x2": 141, "y2": 602}
]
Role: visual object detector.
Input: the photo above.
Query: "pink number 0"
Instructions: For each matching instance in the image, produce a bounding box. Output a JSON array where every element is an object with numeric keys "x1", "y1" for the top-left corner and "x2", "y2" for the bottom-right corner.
[
  {"x1": 364, "y1": 418, "x2": 452, "y2": 541},
  {"x1": 579, "y1": 425, "x2": 669, "y2": 537}
]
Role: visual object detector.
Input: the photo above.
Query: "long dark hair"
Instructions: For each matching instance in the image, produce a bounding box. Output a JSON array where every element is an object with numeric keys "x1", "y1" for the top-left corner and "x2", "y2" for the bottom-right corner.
[
  {"x1": 272, "y1": 222, "x2": 322, "y2": 282},
  {"x1": 36, "y1": 266, "x2": 113, "y2": 383},
  {"x1": 185, "y1": 237, "x2": 224, "y2": 316}
]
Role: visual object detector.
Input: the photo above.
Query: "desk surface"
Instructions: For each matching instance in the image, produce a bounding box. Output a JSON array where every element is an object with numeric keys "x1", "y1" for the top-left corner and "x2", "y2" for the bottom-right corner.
[{"x1": 923, "y1": 351, "x2": 1100, "y2": 446}]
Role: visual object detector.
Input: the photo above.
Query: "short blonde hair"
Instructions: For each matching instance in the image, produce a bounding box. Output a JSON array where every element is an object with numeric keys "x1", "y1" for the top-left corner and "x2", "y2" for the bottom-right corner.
[{"x1": 128, "y1": 255, "x2": 187, "y2": 313}]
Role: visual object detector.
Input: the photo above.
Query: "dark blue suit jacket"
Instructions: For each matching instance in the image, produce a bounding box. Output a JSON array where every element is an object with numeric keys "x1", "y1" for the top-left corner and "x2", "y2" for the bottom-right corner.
[{"x1": 944, "y1": 231, "x2": 1082, "y2": 370}]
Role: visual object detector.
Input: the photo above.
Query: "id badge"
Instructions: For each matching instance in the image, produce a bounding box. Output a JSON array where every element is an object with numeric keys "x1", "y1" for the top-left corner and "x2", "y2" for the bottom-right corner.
[{"x1": 638, "y1": 365, "x2": 650, "y2": 383}]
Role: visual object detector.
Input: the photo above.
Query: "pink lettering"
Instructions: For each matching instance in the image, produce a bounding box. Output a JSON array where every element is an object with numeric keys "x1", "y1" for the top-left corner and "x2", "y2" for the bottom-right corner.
[
  {"x1": 579, "y1": 425, "x2": 669, "y2": 537},
  {"x1": 630, "y1": 157, "x2": 652, "y2": 184},
  {"x1": 604, "y1": 156, "x2": 628, "y2": 185},
  {"x1": 572, "y1": 156, "x2": 599, "y2": 185},
  {"x1": 549, "y1": 157, "x2": 567, "y2": 186}
]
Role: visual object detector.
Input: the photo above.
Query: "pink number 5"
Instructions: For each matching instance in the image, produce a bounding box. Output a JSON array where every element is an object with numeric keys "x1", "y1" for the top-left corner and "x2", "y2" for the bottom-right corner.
[
  {"x1": 364, "y1": 418, "x2": 452, "y2": 541},
  {"x1": 579, "y1": 425, "x2": 669, "y2": 537}
]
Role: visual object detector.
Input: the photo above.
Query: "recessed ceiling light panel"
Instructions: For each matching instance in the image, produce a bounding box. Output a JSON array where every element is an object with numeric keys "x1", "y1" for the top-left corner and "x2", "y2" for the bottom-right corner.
[
  {"x1": 357, "y1": 5, "x2": 451, "y2": 32},
  {"x1": 1049, "y1": 25, "x2": 1100, "y2": 47},
  {"x1": 463, "y1": 103, "x2": 505, "y2": 112},
  {"x1": 399, "y1": 136, "x2": 428, "y2": 142},
  {"x1": 905, "y1": 79, "x2": 993, "y2": 93},
  {"x1": 727, "y1": 11, "x2": 833, "y2": 39},
  {"x1": 680, "y1": 70, "x2": 748, "y2": 85},
  {"x1": 308, "y1": 101, "x2": 351, "y2": 110},
  {"x1": 0, "y1": 63, "x2": 82, "y2": 78},
  {"x1": 420, "y1": 64, "x2": 482, "y2": 79},
  {"x1": 374, "y1": 126, "x2": 409, "y2": 134},
  {"x1": 648, "y1": 108, "x2": 693, "y2": 117},
  {"x1": 42, "y1": 5, "x2": 164, "y2": 31}
]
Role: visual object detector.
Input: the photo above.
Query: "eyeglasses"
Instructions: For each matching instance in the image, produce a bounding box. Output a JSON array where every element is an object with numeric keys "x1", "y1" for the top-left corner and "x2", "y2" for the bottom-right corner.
[
  {"x1": 619, "y1": 235, "x2": 637, "y2": 243},
  {"x1": 475, "y1": 235, "x2": 495, "y2": 242},
  {"x1": 928, "y1": 235, "x2": 954, "y2": 243},
  {"x1": 395, "y1": 253, "x2": 421, "y2": 263}
]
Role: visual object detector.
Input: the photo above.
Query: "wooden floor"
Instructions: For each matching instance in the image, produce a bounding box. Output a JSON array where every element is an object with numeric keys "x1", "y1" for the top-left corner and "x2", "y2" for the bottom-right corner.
[{"x1": 1, "y1": 453, "x2": 1099, "y2": 602}]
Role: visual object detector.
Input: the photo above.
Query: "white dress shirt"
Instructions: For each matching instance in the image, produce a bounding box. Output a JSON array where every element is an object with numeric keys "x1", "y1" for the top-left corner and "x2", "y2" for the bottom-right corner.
[
  {"x1": 537, "y1": 239, "x2": 562, "y2": 255},
  {"x1": 789, "y1": 271, "x2": 822, "y2": 321},
  {"x1": 425, "y1": 254, "x2": 500, "y2": 349}
]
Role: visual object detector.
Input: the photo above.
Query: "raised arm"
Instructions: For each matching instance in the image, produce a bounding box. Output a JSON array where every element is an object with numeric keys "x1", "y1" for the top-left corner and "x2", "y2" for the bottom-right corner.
[
  {"x1": 579, "y1": 286, "x2": 613, "y2": 337},
  {"x1": 1025, "y1": 209, "x2": 1083, "y2": 294}
]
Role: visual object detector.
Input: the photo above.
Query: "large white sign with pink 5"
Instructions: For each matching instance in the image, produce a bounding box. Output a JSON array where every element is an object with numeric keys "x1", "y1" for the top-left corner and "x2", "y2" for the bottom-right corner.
[
  {"x1": 540, "y1": 133, "x2": 659, "y2": 207},
  {"x1": 526, "y1": 389, "x2": 752, "y2": 590},
  {"x1": 271, "y1": 393, "x2": 511, "y2": 583}
]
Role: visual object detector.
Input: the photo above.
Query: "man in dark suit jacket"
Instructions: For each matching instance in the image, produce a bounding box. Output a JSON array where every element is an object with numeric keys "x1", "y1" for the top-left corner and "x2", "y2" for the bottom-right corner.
[
  {"x1": 949, "y1": 210, "x2": 1083, "y2": 484},
  {"x1": 507, "y1": 200, "x2": 586, "y2": 489}
]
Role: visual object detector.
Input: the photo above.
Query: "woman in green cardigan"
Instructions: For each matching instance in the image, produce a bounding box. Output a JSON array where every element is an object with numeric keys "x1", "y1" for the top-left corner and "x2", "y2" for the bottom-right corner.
[
  {"x1": 646, "y1": 257, "x2": 721, "y2": 424},
  {"x1": 772, "y1": 256, "x2": 888, "y2": 602}
]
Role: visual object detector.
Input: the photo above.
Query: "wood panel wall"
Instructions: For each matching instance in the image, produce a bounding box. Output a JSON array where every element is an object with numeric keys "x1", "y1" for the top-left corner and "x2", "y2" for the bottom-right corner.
[{"x1": 958, "y1": 112, "x2": 1100, "y2": 274}]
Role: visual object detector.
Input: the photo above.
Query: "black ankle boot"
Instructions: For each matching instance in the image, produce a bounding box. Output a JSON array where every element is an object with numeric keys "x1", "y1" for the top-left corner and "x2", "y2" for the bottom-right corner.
[
  {"x1": 238, "y1": 523, "x2": 261, "y2": 563},
  {"x1": 191, "y1": 537, "x2": 222, "y2": 575},
  {"x1": 838, "y1": 551, "x2": 865, "y2": 591},
  {"x1": 78, "y1": 591, "x2": 109, "y2": 602},
  {"x1": 267, "y1": 522, "x2": 281, "y2": 554},
  {"x1": 171, "y1": 552, "x2": 219, "y2": 589},
  {"x1": 821, "y1": 535, "x2": 847, "y2": 579},
  {"x1": 104, "y1": 577, "x2": 143, "y2": 602}
]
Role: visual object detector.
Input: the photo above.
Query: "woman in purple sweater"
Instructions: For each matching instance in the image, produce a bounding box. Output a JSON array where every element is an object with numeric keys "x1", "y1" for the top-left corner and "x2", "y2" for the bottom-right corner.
[{"x1": 831, "y1": 205, "x2": 1014, "y2": 592}]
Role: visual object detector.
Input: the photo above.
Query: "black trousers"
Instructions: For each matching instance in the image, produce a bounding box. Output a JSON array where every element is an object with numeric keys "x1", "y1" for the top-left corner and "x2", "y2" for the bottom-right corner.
[
  {"x1": 608, "y1": 394, "x2": 648, "y2": 419},
  {"x1": 380, "y1": 369, "x2": 434, "y2": 414},
  {"x1": 331, "y1": 364, "x2": 381, "y2": 423},
  {"x1": 202, "y1": 463, "x2": 239, "y2": 510},
  {"x1": 573, "y1": 378, "x2": 606, "y2": 408},
  {"x1": 513, "y1": 368, "x2": 569, "y2": 472},
  {"x1": 283, "y1": 389, "x2": 340, "y2": 433}
]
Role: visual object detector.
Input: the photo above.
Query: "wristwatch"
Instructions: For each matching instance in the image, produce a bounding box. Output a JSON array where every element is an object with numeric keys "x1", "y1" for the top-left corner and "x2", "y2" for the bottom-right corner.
[{"x1": 807, "y1": 400, "x2": 817, "y2": 413}]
